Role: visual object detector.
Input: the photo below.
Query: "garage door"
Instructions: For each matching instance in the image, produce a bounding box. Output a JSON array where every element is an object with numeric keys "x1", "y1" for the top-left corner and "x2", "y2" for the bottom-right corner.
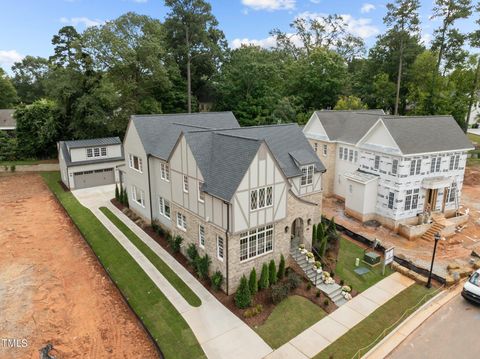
[{"x1": 73, "y1": 168, "x2": 115, "y2": 189}]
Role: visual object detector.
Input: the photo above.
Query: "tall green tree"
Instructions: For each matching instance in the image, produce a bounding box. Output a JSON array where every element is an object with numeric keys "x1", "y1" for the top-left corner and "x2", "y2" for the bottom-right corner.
[
  {"x1": 465, "y1": 3, "x2": 480, "y2": 131},
  {"x1": 334, "y1": 95, "x2": 367, "y2": 110},
  {"x1": 384, "y1": 0, "x2": 421, "y2": 115},
  {"x1": 11, "y1": 56, "x2": 49, "y2": 104},
  {"x1": 164, "y1": 0, "x2": 227, "y2": 113},
  {"x1": 0, "y1": 68, "x2": 18, "y2": 108},
  {"x1": 427, "y1": 0, "x2": 473, "y2": 113}
]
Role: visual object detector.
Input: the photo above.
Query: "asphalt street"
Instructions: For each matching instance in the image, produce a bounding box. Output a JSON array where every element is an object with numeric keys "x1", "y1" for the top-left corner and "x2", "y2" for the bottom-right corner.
[{"x1": 388, "y1": 294, "x2": 480, "y2": 359}]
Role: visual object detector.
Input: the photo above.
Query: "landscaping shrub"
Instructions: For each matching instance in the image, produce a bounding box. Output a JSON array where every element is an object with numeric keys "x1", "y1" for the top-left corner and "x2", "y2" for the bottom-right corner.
[
  {"x1": 330, "y1": 271, "x2": 335, "y2": 279},
  {"x1": 323, "y1": 299, "x2": 329, "y2": 306},
  {"x1": 316, "y1": 290, "x2": 321, "y2": 298},
  {"x1": 243, "y1": 304, "x2": 263, "y2": 318},
  {"x1": 278, "y1": 254, "x2": 286, "y2": 280},
  {"x1": 312, "y1": 223, "x2": 317, "y2": 246},
  {"x1": 340, "y1": 279, "x2": 344, "y2": 286},
  {"x1": 211, "y1": 270, "x2": 223, "y2": 291},
  {"x1": 171, "y1": 235, "x2": 183, "y2": 253},
  {"x1": 287, "y1": 271, "x2": 301, "y2": 290},
  {"x1": 306, "y1": 282, "x2": 312, "y2": 290},
  {"x1": 271, "y1": 283, "x2": 289, "y2": 304},
  {"x1": 259, "y1": 263, "x2": 270, "y2": 290},
  {"x1": 156, "y1": 224, "x2": 165, "y2": 237},
  {"x1": 186, "y1": 243, "x2": 199, "y2": 264},
  {"x1": 115, "y1": 184, "x2": 119, "y2": 201},
  {"x1": 10, "y1": 165, "x2": 15, "y2": 172},
  {"x1": 269, "y1": 260, "x2": 277, "y2": 285},
  {"x1": 196, "y1": 254, "x2": 211, "y2": 280},
  {"x1": 235, "y1": 275, "x2": 251, "y2": 309},
  {"x1": 249, "y1": 267, "x2": 258, "y2": 295}
]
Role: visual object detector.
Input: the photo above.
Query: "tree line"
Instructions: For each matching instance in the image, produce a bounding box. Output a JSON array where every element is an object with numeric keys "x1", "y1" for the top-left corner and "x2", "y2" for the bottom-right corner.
[{"x1": 0, "y1": 0, "x2": 479, "y2": 160}]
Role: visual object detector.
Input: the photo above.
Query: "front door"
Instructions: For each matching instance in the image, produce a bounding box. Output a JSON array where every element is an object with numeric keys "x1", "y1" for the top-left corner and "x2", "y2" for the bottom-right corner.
[{"x1": 425, "y1": 189, "x2": 438, "y2": 212}]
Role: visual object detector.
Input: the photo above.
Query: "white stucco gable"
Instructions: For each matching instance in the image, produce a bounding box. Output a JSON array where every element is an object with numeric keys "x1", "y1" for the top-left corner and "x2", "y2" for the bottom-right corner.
[
  {"x1": 356, "y1": 119, "x2": 403, "y2": 156},
  {"x1": 303, "y1": 112, "x2": 330, "y2": 141}
]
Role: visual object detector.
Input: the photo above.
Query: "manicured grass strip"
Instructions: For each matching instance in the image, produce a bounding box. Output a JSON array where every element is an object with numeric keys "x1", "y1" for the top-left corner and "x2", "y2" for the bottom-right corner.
[
  {"x1": 99, "y1": 206, "x2": 201, "y2": 307},
  {"x1": 315, "y1": 284, "x2": 435, "y2": 359},
  {"x1": 255, "y1": 295, "x2": 327, "y2": 349},
  {"x1": 467, "y1": 132, "x2": 480, "y2": 144},
  {"x1": 41, "y1": 172, "x2": 205, "y2": 359},
  {"x1": 335, "y1": 238, "x2": 393, "y2": 293}
]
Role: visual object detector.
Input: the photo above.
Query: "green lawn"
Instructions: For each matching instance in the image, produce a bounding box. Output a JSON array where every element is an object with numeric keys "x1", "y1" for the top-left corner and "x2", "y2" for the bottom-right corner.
[
  {"x1": 99, "y1": 206, "x2": 201, "y2": 307},
  {"x1": 467, "y1": 132, "x2": 480, "y2": 145},
  {"x1": 255, "y1": 295, "x2": 327, "y2": 349},
  {"x1": 41, "y1": 172, "x2": 205, "y2": 359},
  {"x1": 315, "y1": 284, "x2": 435, "y2": 359},
  {"x1": 335, "y1": 238, "x2": 393, "y2": 293}
]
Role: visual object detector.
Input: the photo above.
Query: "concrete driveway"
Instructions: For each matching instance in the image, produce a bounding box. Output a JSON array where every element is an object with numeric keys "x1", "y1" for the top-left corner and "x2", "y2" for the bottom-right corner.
[
  {"x1": 388, "y1": 294, "x2": 480, "y2": 359},
  {"x1": 72, "y1": 185, "x2": 273, "y2": 359}
]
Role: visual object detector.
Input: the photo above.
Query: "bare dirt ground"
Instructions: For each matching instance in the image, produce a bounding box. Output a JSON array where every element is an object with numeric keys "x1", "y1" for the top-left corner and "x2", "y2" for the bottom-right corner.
[
  {"x1": 0, "y1": 173, "x2": 158, "y2": 359},
  {"x1": 322, "y1": 166, "x2": 480, "y2": 279}
]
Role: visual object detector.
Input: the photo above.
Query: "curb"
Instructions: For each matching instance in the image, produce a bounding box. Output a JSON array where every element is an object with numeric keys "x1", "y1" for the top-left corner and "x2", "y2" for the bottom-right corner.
[{"x1": 362, "y1": 283, "x2": 464, "y2": 359}]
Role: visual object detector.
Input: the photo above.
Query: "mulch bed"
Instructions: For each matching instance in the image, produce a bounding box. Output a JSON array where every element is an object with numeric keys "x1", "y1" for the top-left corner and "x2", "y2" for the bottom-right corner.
[{"x1": 111, "y1": 198, "x2": 339, "y2": 327}]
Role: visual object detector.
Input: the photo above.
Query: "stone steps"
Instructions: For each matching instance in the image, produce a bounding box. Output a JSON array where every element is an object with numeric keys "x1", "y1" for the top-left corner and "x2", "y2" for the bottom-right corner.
[
  {"x1": 290, "y1": 248, "x2": 347, "y2": 307},
  {"x1": 421, "y1": 222, "x2": 445, "y2": 242}
]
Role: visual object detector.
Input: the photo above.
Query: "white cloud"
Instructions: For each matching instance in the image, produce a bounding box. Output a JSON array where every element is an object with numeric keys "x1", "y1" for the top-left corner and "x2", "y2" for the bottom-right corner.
[
  {"x1": 132, "y1": 0, "x2": 148, "y2": 3},
  {"x1": 60, "y1": 16, "x2": 104, "y2": 28},
  {"x1": 310, "y1": 0, "x2": 321, "y2": 3},
  {"x1": 421, "y1": 32, "x2": 432, "y2": 46},
  {"x1": 242, "y1": 0, "x2": 295, "y2": 11},
  {"x1": 360, "y1": 3, "x2": 375, "y2": 14},
  {"x1": 0, "y1": 50, "x2": 24, "y2": 70}
]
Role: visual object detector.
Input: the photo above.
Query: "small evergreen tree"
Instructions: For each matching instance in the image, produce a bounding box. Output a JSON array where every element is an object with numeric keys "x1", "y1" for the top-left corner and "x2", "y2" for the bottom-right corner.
[
  {"x1": 278, "y1": 254, "x2": 286, "y2": 280},
  {"x1": 259, "y1": 263, "x2": 269, "y2": 290},
  {"x1": 123, "y1": 187, "x2": 129, "y2": 207},
  {"x1": 312, "y1": 223, "x2": 317, "y2": 247},
  {"x1": 249, "y1": 267, "x2": 258, "y2": 295},
  {"x1": 115, "y1": 184, "x2": 119, "y2": 201},
  {"x1": 269, "y1": 259, "x2": 277, "y2": 286},
  {"x1": 235, "y1": 275, "x2": 251, "y2": 309}
]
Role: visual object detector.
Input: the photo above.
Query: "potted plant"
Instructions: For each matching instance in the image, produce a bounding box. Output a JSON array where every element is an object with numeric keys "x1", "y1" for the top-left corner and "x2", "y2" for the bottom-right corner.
[
  {"x1": 314, "y1": 261, "x2": 322, "y2": 273},
  {"x1": 306, "y1": 252, "x2": 315, "y2": 263}
]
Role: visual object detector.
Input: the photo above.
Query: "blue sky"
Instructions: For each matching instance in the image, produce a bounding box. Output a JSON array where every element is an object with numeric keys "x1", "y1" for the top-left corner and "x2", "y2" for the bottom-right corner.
[{"x1": 0, "y1": 0, "x2": 477, "y2": 72}]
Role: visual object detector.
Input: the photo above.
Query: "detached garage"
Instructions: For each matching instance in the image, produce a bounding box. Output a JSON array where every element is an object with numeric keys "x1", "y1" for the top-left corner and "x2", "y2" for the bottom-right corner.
[{"x1": 58, "y1": 137, "x2": 125, "y2": 190}]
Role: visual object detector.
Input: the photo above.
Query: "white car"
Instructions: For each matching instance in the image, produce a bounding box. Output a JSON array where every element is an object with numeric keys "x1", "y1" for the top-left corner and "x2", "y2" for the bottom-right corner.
[{"x1": 462, "y1": 269, "x2": 480, "y2": 304}]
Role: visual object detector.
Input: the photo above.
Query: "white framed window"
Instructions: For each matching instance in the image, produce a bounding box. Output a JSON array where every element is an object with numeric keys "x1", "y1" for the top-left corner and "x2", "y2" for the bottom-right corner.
[
  {"x1": 131, "y1": 185, "x2": 145, "y2": 207},
  {"x1": 374, "y1": 155, "x2": 380, "y2": 170},
  {"x1": 198, "y1": 224, "x2": 205, "y2": 248},
  {"x1": 388, "y1": 192, "x2": 395, "y2": 209},
  {"x1": 410, "y1": 159, "x2": 421, "y2": 175},
  {"x1": 392, "y1": 159, "x2": 398, "y2": 175},
  {"x1": 431, "y1": 157, "x2": 441, "y2": 173},
  {"x1": 250, "y1": 186, "x2": 273, "y2": 210},
  {"x1": 183, "y1": 175, "x2": 189, "y2": 193},
  {"x1": 129, "y1": 154, "x2": 143, "y2": 173},
  {"x1": 314, "y1": 143, "x2": 318, "y2": 152},
  {"x1": 301, "y1": 165, "x2": 314, "y2": 186},
  {"x1": 354, "y1": 151, "x2": 358, "y2": 163},
  {"x1": 349, "y1": 149, "x2": 354, "y2": 162},
  {"x1": 198, "y1": 182, "x2": 205, "y2": 202},
  {"x1": 94, "y1": 147, "x2": 100, "y2": 157},
  {"x1": 86, "y1": 148, "x2": 93, "y2": 158},
  {"x1": 160, "y1": 163, "x2": 170, "y2": 181},
  {"x1": 449, "y1": 154, "x2": 460, "y2": 170},
  {"x1": 323, "y1": 144, "x2": 327, "y2": 156},
  {"x1": 339, "y1": 147, "x2": 343, "y2": 160},
  {"x1": 158, "y1": 196, "x2": 171, "y2": 219},
  {"x1": 404, "y1": 189, "x2": 419, "y2": 211},
  {"x1": 217, "y1": 236, "x2": 224, "y2": 261},
  {"x1": 447, "y1": 183, "x2": 457, "y2": 202},
  {"x1": 239, "y1": 225, "x2": 274, "y2": 262},
  {"x1": 101, "y1": 147, "x2": 107, "y2": 156},
  {"x1": 343, "y1": 147, "x2": 348, "y2": 160},
  {"x1": 176, "y1": 212, "x2": 187, "y2": 231}
]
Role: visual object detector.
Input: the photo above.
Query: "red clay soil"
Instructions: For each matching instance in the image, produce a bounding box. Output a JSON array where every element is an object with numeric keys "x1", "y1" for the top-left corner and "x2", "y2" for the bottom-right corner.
[
  {"x1": 111, "y1": 199, "x2": 336, "y2": 327},
  {"x1": 0, "y1": 173, "x2": 158, "y2": 359}
]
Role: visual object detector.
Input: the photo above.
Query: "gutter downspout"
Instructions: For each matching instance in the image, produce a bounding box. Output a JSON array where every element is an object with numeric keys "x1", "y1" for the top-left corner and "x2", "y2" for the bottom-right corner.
[
  {"x1": 224, "y1": 201, "x2": 230, "y2": 294},
  {"x1": 147, "y1": 154, "x2": 153, "y2": 224}
]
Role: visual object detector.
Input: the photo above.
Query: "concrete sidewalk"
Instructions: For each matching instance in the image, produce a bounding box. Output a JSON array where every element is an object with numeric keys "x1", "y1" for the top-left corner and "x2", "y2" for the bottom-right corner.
[
  {"x1": 72, "y1": 186, "x2": 272, "y2": 359},
  {"x1": 364, "y1": 284, "x2": 462, "y2": 359},
  {"x1": 267, "y1": 273, "x2": 415, "y2": 359}
]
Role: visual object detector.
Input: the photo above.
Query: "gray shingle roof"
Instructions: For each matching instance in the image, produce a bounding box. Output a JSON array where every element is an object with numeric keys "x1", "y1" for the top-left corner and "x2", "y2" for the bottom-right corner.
[
  {"x1": 132, "y1": 112, "x2": 240, "y2": 160},
  {"x1": 313, "y1": 110, "x2": 384, "y2": 144},
  {"x1": 64, "y1": 137, "x2": 121, "y2": 149},
  {"x1": 382, "y1": 116, "x2": 474, "y2": 154},
  {"x1": 184, "y1": 124, "x2": 325, "y2": 201},
  {"x1": 0, "y1": 109, "x2": 15, "y2": 129}
]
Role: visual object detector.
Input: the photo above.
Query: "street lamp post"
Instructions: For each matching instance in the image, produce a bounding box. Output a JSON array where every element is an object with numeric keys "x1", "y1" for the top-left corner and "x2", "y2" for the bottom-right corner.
[{"x1": 426, "y1": 232, "x2": 442, "y2": 289}]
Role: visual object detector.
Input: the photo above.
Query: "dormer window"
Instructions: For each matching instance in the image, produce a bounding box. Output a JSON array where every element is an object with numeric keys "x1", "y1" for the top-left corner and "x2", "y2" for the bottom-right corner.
[
  {"x1": 301, "y1": 165, "x2": 314, "y2": 186},
  {"x1": 86, "y1": 147, "x2": 107, "y2": 158}
]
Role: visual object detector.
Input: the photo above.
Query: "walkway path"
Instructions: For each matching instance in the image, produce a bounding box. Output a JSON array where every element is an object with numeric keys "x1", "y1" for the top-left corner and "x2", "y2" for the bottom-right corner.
[
  {"x1": 73, "y1": 185, "x2": 415, "y2": 359},
  {"x1": 72, "y1": 185, "x2": 272, "y2": 359},
  {"x1": 266, "y1": 272, "x2": 415, "y2": 359}
]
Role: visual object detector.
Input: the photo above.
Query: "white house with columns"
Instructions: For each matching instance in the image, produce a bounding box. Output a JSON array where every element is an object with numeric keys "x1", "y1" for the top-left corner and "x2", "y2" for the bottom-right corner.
[{"x1": 303, "y1": 110, "x2": 474, "y2": 238}]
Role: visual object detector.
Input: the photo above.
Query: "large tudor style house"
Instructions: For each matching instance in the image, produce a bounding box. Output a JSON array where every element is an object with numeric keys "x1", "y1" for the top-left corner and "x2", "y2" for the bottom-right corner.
[
  {"x1": 303, "y1": 110, "x2": 474, "y2": 238},
  {"x1": 122, "y1": 112, "x2": 325, "y2": 293}
]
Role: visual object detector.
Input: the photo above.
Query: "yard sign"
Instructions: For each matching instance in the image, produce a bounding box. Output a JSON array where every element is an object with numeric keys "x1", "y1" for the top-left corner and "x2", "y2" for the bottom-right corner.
[{"x1": 383, "y1": 247, "x2": 395, "y2": 275}]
